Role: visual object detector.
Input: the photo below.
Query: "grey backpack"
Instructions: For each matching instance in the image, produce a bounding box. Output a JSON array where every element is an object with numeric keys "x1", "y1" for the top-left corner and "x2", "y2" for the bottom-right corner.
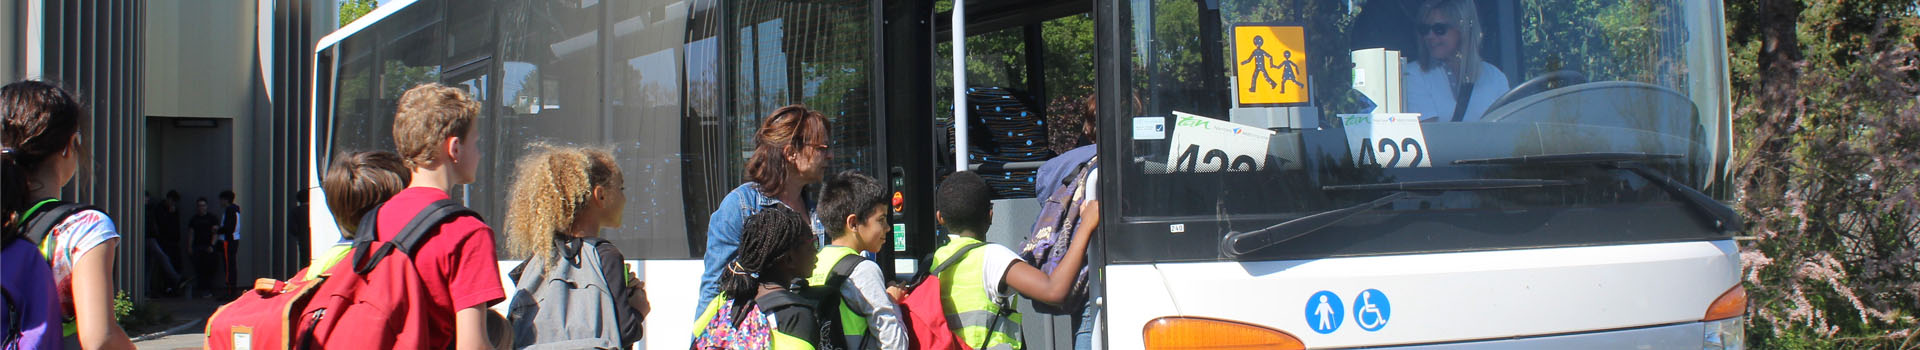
[{"x1": 507, "y1": 238, "x2": 625, "y2": 350}]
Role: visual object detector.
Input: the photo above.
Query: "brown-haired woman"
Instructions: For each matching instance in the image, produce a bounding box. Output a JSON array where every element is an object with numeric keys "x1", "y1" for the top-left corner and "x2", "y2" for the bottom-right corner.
[
  {"x1": 695, "y1": 104, "x2": 832, "y2": 315},
  {"x1": 1, "y1": 80, "x2": 135, "y2": 350},
  {"x1": 502, "y1": 144, "x2": 647, "y2": 347}
]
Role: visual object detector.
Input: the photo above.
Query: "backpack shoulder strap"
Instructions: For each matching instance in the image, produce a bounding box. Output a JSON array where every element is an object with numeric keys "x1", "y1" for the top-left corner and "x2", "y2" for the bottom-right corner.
[
  {"x1": 930, "y1": 242, "x2": 987, "y2": 276},
  {"x1": 392, "y1": 199, "x2": 477, "y2": 255},
  {"x1": 21, "y1": 201, "x2": 97, "y2": 247},
  {"x1": 757, "y1": 290, "x2": 814, "y2": 312},
  {"x1": 824, "y1": 254, "x2": 863, "y2": 290},
  {"x1": 906, "y1": 242, "x2": 988, "y2": 291},
  {"x1": 352, "y1": 199, "x2": 477, "y2": 274}
]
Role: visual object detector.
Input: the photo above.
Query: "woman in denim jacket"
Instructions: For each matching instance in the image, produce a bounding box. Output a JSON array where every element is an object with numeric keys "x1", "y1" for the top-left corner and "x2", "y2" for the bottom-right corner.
[{"x1": 695, "y1": 105, "x2": 832, "y2": 315}]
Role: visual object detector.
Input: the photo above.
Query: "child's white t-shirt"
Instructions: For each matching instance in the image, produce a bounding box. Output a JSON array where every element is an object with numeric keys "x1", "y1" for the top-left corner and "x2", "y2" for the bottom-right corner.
[
  {"x1": 964, "y1": 237, "x2": 1026, "y2": 303},
  {"x1": 44, "y1": 210, "x2": 121, "y2": 313}
]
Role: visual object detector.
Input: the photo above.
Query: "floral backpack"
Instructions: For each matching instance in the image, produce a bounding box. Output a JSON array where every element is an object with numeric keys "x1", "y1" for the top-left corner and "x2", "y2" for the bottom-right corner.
[{"x1": 691, "y1": 292, "x2": 816, "y2": 350}]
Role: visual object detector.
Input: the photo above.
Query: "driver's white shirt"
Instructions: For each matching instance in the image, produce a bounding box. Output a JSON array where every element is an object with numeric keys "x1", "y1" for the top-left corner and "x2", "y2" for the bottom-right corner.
[{"x1": 1403, "y1": 60, "x2": 1510, "y2": 122}]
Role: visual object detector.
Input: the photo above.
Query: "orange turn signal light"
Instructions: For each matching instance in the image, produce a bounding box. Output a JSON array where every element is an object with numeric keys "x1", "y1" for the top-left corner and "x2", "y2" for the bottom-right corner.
[
  {"x1": 1703, "y1": 285, "x2": 1747, "y2": 321},
  {"x1": 1144, "y1": 316, "x2": 1304, "y2": 350}
]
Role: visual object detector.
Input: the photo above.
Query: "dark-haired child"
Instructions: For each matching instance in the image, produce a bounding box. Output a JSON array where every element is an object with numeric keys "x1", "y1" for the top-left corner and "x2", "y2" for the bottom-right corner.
[
  {"x1": 1, "y1": 80, "x2": 136, "y2": 349},
  {"x1": 933, "y1": 171, "x2": 1098, "y2": 350},
  {"x1": 693, "y1": 206, "x2": 822, "y2": 349},
  {"x1": 808, "y1": 171, "x2": 907, "y2": 349}
]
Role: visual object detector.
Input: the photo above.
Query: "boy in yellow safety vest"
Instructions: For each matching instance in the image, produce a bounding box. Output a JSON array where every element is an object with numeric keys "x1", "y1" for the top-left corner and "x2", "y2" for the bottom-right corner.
[
  {"x1": 808, "y1": 171, "x2": 910, "y2": 349},
  {"x1": 931, "y1": 171, "x2": 1099, "y2": 350}
]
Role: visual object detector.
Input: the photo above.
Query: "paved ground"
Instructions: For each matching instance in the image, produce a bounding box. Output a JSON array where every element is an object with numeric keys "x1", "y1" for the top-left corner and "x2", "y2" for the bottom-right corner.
[
  {"x1": 129, "y1": 297, "x2": 225, "y2": 350},
  {"x1": 132, "y1": 331, "x2": 208, "y2": 350}
]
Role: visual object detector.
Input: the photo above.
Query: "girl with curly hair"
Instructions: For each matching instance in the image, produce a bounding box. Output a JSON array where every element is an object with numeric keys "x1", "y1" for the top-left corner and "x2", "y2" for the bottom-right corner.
[{"x1": 502, "y1": 144, "x2": 648, "y2": 347}]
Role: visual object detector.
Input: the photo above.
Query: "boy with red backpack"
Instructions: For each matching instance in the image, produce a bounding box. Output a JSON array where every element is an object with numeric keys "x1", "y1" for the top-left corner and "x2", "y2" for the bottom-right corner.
[
  {"x1": 904, "y1": 171, "x2": 1097, "y2": 350},
  {"x1": 204, "y1": 83, "x2": 502, "y2": 350}
]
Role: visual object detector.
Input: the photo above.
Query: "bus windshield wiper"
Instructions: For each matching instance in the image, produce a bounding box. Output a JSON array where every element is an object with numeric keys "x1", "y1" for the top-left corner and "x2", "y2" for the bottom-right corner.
[
  {"x1": 1453, "y1": 152, "x2": 1681, "y2": 165},
  {"x1": 1453, "y1": 152, "x2": 1744, "y2": 233},
  {"x1": 1220, "y1": 179, "x2": 1572, "y2": 259}
]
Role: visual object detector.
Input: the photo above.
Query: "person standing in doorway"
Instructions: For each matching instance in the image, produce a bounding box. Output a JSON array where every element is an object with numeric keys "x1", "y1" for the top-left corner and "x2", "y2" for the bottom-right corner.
[
  {"x1": 162, "y1": 190, "x2": 187, "y2": 281},
  {"x1": 215, "y1": 190, "x2": 242, "y2": 296},
  {"x1": 188, "y1": 197, "x2": 220, "y2": 297},
  {"x1": 141, "y1": 191, "x2": 185, "y2": 296}
]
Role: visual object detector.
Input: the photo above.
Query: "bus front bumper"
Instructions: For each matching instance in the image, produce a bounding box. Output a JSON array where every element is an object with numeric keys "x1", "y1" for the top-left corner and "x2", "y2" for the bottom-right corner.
[{"x1": 1377, "y1": 317, "x2": 1744, "y2": 350}]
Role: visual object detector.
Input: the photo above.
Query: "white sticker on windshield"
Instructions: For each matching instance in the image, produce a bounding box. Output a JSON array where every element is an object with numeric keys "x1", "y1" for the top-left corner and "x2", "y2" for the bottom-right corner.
[
  {"x1": 1340, "y1": 114, "x2": 1432, "y2": 168},
  {"x1": 1163, "y1": 111, "x2": 1274, "y2": 173},
  {"x1": 1133, "y1": 116, "x2": 1167, "y2": 140}
]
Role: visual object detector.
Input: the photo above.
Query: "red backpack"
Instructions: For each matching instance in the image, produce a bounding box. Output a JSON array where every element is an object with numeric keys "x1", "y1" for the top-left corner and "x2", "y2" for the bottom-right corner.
[
  {"x1": 205, "y1": 199, "x2": 474, "y2": 350},
  {"x1": 899, "y1": 242, "x2": 986, "y2": 350}
]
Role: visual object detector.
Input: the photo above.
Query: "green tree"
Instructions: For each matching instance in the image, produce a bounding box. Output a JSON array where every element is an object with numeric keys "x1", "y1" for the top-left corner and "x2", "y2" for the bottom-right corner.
[
  {"x1": 340, "y1": 0, "x2": 377, "y2": 27},
  {"x1": 1726, "y1": 0, "x2": 1920, "y2": 347}
]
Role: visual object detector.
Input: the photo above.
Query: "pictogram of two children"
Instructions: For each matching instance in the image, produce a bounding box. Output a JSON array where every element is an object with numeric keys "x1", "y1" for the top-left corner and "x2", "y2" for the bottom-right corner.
[{"x1": 1242, "y1": 35, "x2": 1304, "y2": 93}]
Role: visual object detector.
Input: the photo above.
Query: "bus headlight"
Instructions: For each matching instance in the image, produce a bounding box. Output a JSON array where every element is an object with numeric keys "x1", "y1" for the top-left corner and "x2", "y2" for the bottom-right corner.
[
  {"x1": 1702, "y1": 285, "x2": 1747, "y2": 349},
  {"x1": 1703, "y1": 316, "x2": 1744, "y2": 350}
]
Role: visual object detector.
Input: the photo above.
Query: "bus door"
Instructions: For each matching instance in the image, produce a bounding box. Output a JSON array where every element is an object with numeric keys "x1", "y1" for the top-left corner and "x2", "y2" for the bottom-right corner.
[{"x1": 884, "y1": 0, "x2": 1099, "y2": 348}]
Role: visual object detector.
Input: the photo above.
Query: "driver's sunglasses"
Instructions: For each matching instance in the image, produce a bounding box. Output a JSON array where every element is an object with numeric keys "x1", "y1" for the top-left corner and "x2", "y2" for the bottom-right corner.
[{"x1": 1422, "y1": 23, "x2": 1454, "y2": 36}]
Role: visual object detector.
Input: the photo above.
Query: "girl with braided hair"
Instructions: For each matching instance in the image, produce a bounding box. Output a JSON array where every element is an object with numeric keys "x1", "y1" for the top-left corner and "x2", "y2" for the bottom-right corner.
[
  {"x1": 693, "y1": 206, "x2": 822, "y2": 350},
  {"x1": 502, "y1": 144, "x2": 648, "y2": 347}
]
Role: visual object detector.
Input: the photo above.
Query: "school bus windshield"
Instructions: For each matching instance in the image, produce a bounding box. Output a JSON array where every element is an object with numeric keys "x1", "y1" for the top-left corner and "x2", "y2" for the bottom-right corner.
[{"x1": 1104, "y1": 0, "x2": 1735, "y2": 263}]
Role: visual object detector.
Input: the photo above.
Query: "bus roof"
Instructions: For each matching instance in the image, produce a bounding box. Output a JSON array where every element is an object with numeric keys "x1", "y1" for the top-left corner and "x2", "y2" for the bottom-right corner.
[{"x1": 314, "y1": 0, "x2": 421, "y2": 52}]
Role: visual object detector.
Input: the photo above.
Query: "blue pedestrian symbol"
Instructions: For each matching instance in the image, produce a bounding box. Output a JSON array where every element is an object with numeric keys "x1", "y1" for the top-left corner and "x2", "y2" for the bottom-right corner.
[
  {"x1": 1304, "y1": 291, "x2": 1344, "y2": 334},
  {"x1": 1353, "y1": 289, "x2": 1391, "y2": 331}
]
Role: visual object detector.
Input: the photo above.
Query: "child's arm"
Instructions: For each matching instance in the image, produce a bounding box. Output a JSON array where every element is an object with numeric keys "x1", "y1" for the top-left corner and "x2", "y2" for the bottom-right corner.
[
  {"x1": 848, "y1": 262, "x2": 909, "y2": 350},
  {"x1": 72, "y1": 239, "x2": 135, "y2": 350},
  {"x1": 455, "y1": 306, "x2": 494, "y2": 350},
  {"x1": 1000, "y1": 201, "x2": 1101, "y2": 306}
]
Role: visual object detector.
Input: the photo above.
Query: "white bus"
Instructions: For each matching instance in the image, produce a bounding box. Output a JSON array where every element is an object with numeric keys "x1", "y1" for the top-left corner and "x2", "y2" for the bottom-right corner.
[{"x1": 309, "y1": 0, "x2": 1744, "y2": 348}]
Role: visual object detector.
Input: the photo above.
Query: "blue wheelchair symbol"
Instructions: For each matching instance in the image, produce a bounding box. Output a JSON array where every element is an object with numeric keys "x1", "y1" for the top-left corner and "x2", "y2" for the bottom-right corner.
[
  {"x1": 1304, "y1": 291, "x2": 1344, "y2": 334},
  {"x1": 1353, "y1": 289, "x2": 1391, "y2": 331}
]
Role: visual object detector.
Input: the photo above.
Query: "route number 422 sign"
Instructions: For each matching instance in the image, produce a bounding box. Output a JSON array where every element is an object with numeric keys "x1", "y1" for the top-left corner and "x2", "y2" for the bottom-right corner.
[
  {"x1": 1164, "y1": 111, "x2": 1274, "y2": 173},
  {"x1": 1340, "y1": 114, "x2": 1432, "y2": 168}
]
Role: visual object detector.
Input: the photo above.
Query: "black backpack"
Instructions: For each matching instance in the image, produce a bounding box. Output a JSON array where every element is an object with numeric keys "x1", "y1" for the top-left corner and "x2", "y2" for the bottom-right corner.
[{"x1": 800, "y1": 254, "x2": 868, "y2": 350}]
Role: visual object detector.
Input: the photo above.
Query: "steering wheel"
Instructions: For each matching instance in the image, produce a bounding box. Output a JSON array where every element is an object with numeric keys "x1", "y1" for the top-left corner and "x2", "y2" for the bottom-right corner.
[{"x1": 1484, "y1": 70, "x2": 1586, "y2": 113}]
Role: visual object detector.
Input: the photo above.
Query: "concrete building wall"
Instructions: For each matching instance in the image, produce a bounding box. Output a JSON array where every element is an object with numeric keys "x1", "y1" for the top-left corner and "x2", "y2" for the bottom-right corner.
[
  {"x1": 17, "y1": 0, "x2": 148, "y2": 299},
  {"x1": 2, "y1": 1, "x2": 15, "y2": 82},
  {"x1": 144, "y1": 0, "x2": 255, "y2": 119}
]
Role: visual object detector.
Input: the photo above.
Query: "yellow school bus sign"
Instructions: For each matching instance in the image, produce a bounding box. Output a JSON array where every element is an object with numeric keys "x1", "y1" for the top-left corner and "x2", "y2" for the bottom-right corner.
[{"x1": 1232, "y1": 24, "x2": 1310, "y2": 107}]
